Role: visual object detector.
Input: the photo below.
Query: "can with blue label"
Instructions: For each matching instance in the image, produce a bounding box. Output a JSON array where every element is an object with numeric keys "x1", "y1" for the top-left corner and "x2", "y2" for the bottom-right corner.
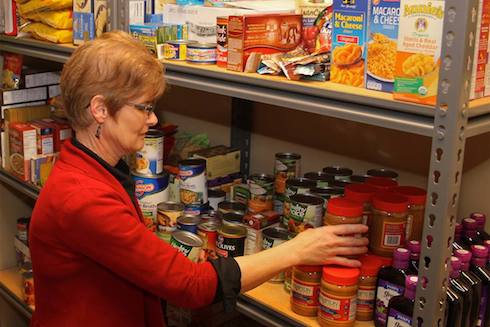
[
  {"x1": 177, "y1": 214, "x2": 201, "y2": 234},
  {"x1": 179, "y1": 159, "x2": 207, "y2": 205},
  {"x1": 184, "y1": 202, "x2": 210, "y2": 216},
  {"x1": 135, "y1": 129, "x2": 164, "y2": 175},
  {"x1": 132, "y1": 171, "x2": 169, "y2": 232}
]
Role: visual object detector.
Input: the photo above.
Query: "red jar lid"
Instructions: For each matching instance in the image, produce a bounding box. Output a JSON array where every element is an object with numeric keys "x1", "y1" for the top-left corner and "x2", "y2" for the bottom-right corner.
[
  {"x1": 394, "y1": 186, "x2": 427, "y2": 205},
  {"x1": 327, "y1": 197, "x2": 363, "y2": 217},
  {"x1": 322, "y1": 265, "x2": 360, "y2": 286},
  {"x1": 366, "y1": 177, "x2": 399, "y2": 191},
  {"x1": 359, "y1": 254, "x2": 384, "y2": 276},
  {"x1": 296, "y1": 265, "x2": 322, "y2": 273},
  {"x1": 373, "y1": 192, "x2": 409, "y2": 213},
  {"x1": 345, "y1": 183, "x2": 377, "y2": 204}
]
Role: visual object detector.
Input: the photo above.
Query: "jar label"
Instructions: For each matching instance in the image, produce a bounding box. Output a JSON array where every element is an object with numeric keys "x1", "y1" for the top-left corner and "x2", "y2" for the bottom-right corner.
[
  {"x1": 319, "y1": 290, "x2": 356, "y2": 322},
  {"x1": 291, "y1": 279, "x2": 320, "y2": 307},
  {"x1": 406, "y1": 214, "x2": 413, "y2": 239},
  {"x1": 381, "y1": 221, "x2": 406, "y2": 249},
  {"x1": 387, "y1": 308, "x2": 412, "y2": 327},
  {"x1": 357, "y1": 286, "x2": 375, "y2": 312},
  {"x1": 375, "y1": 279, "x2": 404, "y2": 326}
]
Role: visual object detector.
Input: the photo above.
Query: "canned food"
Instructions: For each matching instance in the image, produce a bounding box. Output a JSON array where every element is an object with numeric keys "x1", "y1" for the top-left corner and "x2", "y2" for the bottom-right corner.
[
  {"x1": 135, "y1": 129, "x2": 164, "y2": 175},
  {"x1": 366, "y1": 168, "x2": 399, "y2": 180},
  {"x1": 157, "y1": 202, "x2": 185, "y2": 242},
  {"x1": 216, "y1": 16, "x2": 228, "y2": 68},
  {"x1": 208, "y1": 189, "x2": 226, "y2": 211},
  {"x1": 222, "y1": 211, "x2": 244, "y2": 225},
  {"x1": 170, "y1": 230, "x2": 203, "y2": 263},
  {"x1": 218, "y1": 201, "x2": 247, "y2": 216},
  {"x1": 303, "y1": 172, "x2": 334, "y2": 188},
  {"x1": 179, "y1": 159, "x2": 207, "y2": 205},
  {"x1": 163, "y1": 40, "x2": 188, "y2": 60},
  {"x1": 262, "y1": 226, "x2": 289, "y2": 282},
  {"x1": 132, "y1": 171, "x2": 170, "y2": 232},
  {"x1": 286, "y1": 194, "x2": 324, "y2": 233},
  {"x1": 322, "y1": 166, "x2": 353, "y2": 182},
  {"x1": 177, "y1": 214, "x2": 201, "y2": 234},
  {"x1": 286, "y1": 178, "x2": 316, "y2": 197},
  {"x1": 22, "y1": 271, "x2": 35, "y2": 306},
  {"x1": 274, "y1": 153, "x2": 301, "y2": 194},
  {"x1": 198, "y1": 221, "x2": 219, "y2": 260},
  {"x1": 17, "y1": 217, "x2": 30, "y2": 243},
  {"x1": 200, "y1": 212, "x2": 219, "y2": 224},
  {"x1": 186, "y1": 42, "x2": 217, "y2": 64},
  {"x1": 308, "y1": 187, "x2": 344, "y2": 208},
  {"x1": 248, "y1": 173, "x2": 274, "y2": 213},
  {"x1": 350, "y1": 174, "x2": 368, "y2": 183},
  {"x1": 184, "y1": 202, "x2": 210, "y2": 216},
  {"x1": 216, "y1": 220, "x2": 247, "y2": 258}
]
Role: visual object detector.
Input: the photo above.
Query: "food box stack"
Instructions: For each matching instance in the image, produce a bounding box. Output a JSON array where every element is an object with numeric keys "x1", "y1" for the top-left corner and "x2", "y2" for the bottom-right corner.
[{"x1": 73, "y1": 0, "x2": 108, "y2": 45}]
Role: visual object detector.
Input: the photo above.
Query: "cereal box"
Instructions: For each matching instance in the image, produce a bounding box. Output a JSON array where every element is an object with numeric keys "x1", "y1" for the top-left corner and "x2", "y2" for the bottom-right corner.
[
  {"x1": 470, "y1": 0, "x2": 490, "y2": 99},
  {"x1": 8, "y1": 122, "x2": 37, "y2": 181},
  {"x1": 227, "y1": 14, "x2": 303, "y2": 72},
  {"x1": 366, "y1": 0, "x2": 400, "y2": 92},
  {"x1": 41, "y1": 118, "x2": 72, "y2": 153},
  {"x1": 331, "y1": 0, "x2": 369, "y2": 88},
  {"x1": 31, "y1": 153, "x2": 56, "y2": 187},
  {"x1": 393, "y1": 0, "x2": 445, "y2": 106}
]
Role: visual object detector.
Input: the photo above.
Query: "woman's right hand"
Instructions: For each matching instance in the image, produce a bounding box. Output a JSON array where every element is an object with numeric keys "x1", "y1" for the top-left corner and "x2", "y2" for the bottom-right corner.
[{"x1": 287, "y1": 224, "x2": 369, "y2": 268}]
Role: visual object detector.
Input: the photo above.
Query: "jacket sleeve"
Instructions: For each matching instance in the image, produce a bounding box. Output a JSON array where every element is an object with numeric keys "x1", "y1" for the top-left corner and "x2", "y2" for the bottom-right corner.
[{"x1": 55, "y1": 183, "x2": 218, "y2": 309}]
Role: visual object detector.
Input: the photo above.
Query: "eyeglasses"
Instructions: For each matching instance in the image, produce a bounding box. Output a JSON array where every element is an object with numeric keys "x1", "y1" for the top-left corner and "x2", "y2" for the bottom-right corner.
[{"x1": 128, "y1": 102, "x2": 155, "y2": 117}]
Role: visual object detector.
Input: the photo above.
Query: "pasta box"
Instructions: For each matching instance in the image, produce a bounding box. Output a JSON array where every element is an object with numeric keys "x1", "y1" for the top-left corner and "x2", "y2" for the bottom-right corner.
[
  {"x1": 8, "y1": 122, "x2": 37, "y2": 181},
  {"x1": 227, "y1": 14, "x2": 303, "y2": 72},
  {"x1": 331, "y1": 0, "x2": 369, "y2": 88},
  {"x1": 366, "y1": 0, "x2": 400, "y2": 93}
]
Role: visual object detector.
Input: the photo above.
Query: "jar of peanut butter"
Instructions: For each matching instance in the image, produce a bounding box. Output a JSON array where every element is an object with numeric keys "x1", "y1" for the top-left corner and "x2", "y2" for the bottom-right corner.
[
  {"x1": 370, "y1": 192, "x2": 409, "y2": 257},
  {"x1": 394, "y1": 186, "x2": 427, "y2": 242},
  {"x1": 356, "y1": 254, "x2": 384, "y2": 321},
  {"x1": 344, "y1": 183, "x2": 377, "y2": 228},
  {"x1": 291, "y1": 265, "x2": 322, "y2": 316},
  {"x1": 324, "y1": 198, "x2": 363, "y2": 226},
  {"x1": 318, "y1": 265, "x2": 360, "y2": 327}
]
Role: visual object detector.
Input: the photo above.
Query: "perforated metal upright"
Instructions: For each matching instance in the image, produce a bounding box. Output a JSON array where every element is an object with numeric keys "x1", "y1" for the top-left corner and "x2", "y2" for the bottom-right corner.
[{"x1": 414, "y1": 0, "x2": 479, "y2": 325}]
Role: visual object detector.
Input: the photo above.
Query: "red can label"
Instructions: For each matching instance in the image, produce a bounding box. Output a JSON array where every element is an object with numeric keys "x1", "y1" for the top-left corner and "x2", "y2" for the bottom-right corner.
[
  {"x1": 381, "y1": 221, "x2": 406, "y2": 249},
  {"x1": 319, "y1": 290, "x2": 356, "y2": 322},
  {"x1": 291, "y1": 278, "x2": 320, "y2": 307}
]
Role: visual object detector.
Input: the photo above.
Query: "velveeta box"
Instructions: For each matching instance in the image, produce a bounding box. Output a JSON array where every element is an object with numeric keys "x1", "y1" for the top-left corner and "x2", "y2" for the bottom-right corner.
[
  {"x1": 227, "y1": 14, "x2": 303, "y2": 72},
  {"x1": 331, "y1": 0, "x2": 369, "y2": 88},
  {"x1": 394, "y1": 0, "x2": 445, "y2": 106},
  {"x1": 9, "y1": 122, "x2": 37, "y2": 181},
  {"x1": 366, "y1": 0, "x2": 400, "y2": 92}
]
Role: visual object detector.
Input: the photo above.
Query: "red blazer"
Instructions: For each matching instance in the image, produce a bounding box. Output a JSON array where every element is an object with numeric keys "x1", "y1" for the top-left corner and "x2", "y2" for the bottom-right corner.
[{"x1": 29, "y1": 139, "x2": 218, "y2": 327}]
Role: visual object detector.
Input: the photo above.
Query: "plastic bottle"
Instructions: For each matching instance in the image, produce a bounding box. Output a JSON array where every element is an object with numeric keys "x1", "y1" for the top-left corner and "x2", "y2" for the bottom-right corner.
[
  {"x1": 386, "y1": 275, "x2": 417, "y2": 326},
  {"x1": 373, "y1": 248, "x2": 409, "y2": 327},
  {"x1": 470, "y1": 245, "x2": 490, "y2": 327},
  {"x1": 445, "y1": 288, "x2": 464, "y2": 327},
  {"x1": 449, "y1": 256, "x2": 472, "y2": 327},
  {"x1": 454, "y1": 222, "x2": 465, "y2": 251},
  {"x1": 463, "y1": 218, "x2": 483, "y2": 248},
  {"x1": 407, "y1": 240, "x2": 420, "y2": 275},
  {"x1": 455, "y1": 249, "x2": 483, "y2": 327},
  {"x1": 484, "y1": 240, "x2": 490, "y2": 270},
  {"x1": 472, "y1": 213, "x2": 490, "y2": 242}
]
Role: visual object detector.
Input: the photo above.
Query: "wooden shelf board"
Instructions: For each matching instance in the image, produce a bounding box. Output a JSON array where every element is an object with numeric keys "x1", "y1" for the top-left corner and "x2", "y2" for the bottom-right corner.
[
  {"x1": 0, "y1": 267, "x2": 34, "y2": 312},
  {"x1": 244, "y1": 282, "x2": 374, "y2": 327}
]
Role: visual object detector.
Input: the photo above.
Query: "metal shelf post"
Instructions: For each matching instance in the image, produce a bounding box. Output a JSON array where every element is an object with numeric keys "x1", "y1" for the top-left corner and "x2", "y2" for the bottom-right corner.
[{"x1": 415, "y1": 0, "x2": 479, "y2": 325}]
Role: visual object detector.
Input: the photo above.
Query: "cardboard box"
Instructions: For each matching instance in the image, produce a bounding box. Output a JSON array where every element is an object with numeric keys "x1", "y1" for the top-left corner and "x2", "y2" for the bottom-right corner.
[
  {"x1": 41, "y1": 118, "x2": 72, "y2": 152},
  {"x1": 227, "y1": 14, "x2": 302, "y2": 72},
  {"x1": 31, "y1": 153, "x2": 56, "y2": 187},
  {"x1": 73, "y1": 0, "x2": 108, "y2": 45},
  {"x1": 470, "y1": 0, "x2": 490, "y2": 100},
  {"x1": 8, "y1": 122, "x2": 37, "y2": 181},
  {"x1": 1, "y1": 87, "x2": 48, "y2": 115},
  {"x1": 190, "y1": 145, "x2": 240, "y2": 179},
  {"x1": 330, "y1": 0, "x2": 369, "y2": 88},
  {"x1": 22, "y1": 70, "x2": 60, "y2": 89},
  {"x1": 129, "y1": 24, "x2": 159, "y2": 55},
  {"x1": 366, "y1": 0, "x2": 400, "y2": 93},
  {"x1": 393, "y1": 0, "x2": 445, "y2": 106},
  {"x1": 29, "y1": 121, "x2": 54, "y2": 155}
]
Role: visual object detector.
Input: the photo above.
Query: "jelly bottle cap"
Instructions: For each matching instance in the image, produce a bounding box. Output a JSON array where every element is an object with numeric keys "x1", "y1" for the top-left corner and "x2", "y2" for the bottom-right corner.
[
  {"x1": 406, "y1": 275, "x2": 418, "y2": 290},
  {"x1": 484, "y1": 240, "x2": 490, "y2": 247},
  {"x1": 373, "y1": 192, "x2": 409, "y2": 213},
  {"x1": 359, "y1": 254, "x2": 384, "y2": 276},
  {"x1": 326, "y1": 197, "x2": 363, "y2": 217},
  {"x1": 450, "y1": 256, "x2": 462, "y2": 269},
  {"x1": 394, "y1": 186, "x2": 427, "y2": 205},
  {"x1": 454, "y1": 249, "x2": 472, "y2": 263},
  {"x1": 407, "y1": 240, "x2": 421, "y2": 254},
  {"x1": 322, "y1": 265, "x2": 360, "y2": 285},
  {"x1": 393, "y1": 248, "x2": 410, "y2": 261},
  {"x1": 296, "y1": 265, "x2": 322, "y2": 273},
  {"x1": 471, "y1": 245, "x2": 488, "y2": 259},
  {"x1": 471, "y1": 212, "x2": 486, "y2": 229},
  {"x1": 463, "y1": 218, "x2": 477, "y2": 230},
  {"x1": 344, "y1": 183, "x2": 377, "y2": 203},
  {"x1": 455, "y1": 223, "x2": 462, "y2": 233},
  {"x1": 366, "y1": 177, "x2": 399, "y2": 191},
  {"x1": 472, "y1": 257, "x2": 487, "y2": 267}
]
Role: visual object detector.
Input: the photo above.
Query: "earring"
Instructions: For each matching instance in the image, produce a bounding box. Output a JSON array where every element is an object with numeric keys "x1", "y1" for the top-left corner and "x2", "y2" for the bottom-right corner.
[{"x1": 95, "y1": 124, "x2": 102, "y2": 139}]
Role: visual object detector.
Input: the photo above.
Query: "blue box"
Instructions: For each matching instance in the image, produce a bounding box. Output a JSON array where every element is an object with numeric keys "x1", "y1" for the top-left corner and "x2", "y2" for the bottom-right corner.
[{"x1": 130, "y1": 24, "x2": 159, "y2": 55}]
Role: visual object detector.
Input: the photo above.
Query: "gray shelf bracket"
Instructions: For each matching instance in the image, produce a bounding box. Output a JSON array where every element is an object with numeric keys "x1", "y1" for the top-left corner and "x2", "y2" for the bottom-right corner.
[
  {"x1": 230, "y1": 98, "x2": 253, "y2": 179},
  {"x1": 415, "y1": 0, "x2": 478, "y2": 326}
]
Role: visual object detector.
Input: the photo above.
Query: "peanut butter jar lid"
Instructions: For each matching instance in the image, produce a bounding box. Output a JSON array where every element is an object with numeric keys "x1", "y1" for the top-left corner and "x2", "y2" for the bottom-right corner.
[
  {"x1": 372, "y1": 192, "x2": 409, "y2": 213},
  {"x1": 366, "y1": 176, "x2": 398, "y2": 191},
  {"x1": 394, "y1": 186, "x2": 427, "y2": 205},
  {"x1": 359, "y1": 254, "x2": 384, "y2": 277},
  {"x1": 344, "y1": 183, "x2": 377, "y2": 203},
  {"x1": 322, "y1": 265, "x2": 360, "y2": 285},
  {"x1": 327, "y1": 197, "x2": 363, "y2": 217}
]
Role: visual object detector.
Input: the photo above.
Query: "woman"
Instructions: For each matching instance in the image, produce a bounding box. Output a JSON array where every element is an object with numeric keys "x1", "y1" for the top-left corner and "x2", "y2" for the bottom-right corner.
[{"x1": 29, "y1": 31, "x2": 368, "y2": 327}]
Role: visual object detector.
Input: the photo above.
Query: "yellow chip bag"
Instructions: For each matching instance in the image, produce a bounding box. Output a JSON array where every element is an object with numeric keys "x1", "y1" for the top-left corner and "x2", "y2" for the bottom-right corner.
[
  {"x1": 22, "y1": 22, "x2": 72, "y2": 44},
  {"x1": 23, "y1": 10, "x2": 73, "y2": 30},
  {"x1": 18, "y1": 0, "x2": 72, "y2": 15}
]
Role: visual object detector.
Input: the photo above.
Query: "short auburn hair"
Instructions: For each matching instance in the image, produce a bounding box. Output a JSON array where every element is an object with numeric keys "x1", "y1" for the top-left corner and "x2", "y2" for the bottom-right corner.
[{"x1": 60, "y1": 30, "x2": 165, "y2": 130}]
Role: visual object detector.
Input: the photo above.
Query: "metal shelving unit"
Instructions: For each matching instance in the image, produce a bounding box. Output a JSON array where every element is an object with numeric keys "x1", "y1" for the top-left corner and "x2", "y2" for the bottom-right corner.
[{"x1": 1, "y1": 0, "x2": 489, "y2": 324}]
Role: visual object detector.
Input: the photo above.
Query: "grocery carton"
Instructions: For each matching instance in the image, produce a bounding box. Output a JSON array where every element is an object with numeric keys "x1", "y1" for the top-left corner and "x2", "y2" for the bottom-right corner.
[
  {"x1": 227, "y1": 14, "x2": 303, "y2": 72},
  {"x1": 331, "y1": 0, "x2": 369, "y2": 88},
  {"x1": 393, "y1": 0, "x2": 445, "y2": 106},
  {"x1": 470, "y1": 0, "x2": 490, "y2": 100},
  {"x1": 366, "y1": 0, "x2": 401, "y2": 92},
  {"x1": 189, "y1": 145, "x2": 240, "y2": 179},
  {"x1": 29, "y1": 121, "x2": 54, "y2": 156},
  {"x1": 295, "y1": 0, "x2": 334, "y2": 54},
  {"x1": 8, "y1": 122, "x2": 37, "y2": 181},
  {"x1": 73, "y1": 0, "x2": 108, "y2": 45},
  {"x1": 31, "y1": 153, "x2": 56, "y2": 187},
  {"x1": 129, "y1": 24, "x2": 159, "y2": 55},
  {"x1": 41, "y1": 118, "x2": 72, "y2": 152}
]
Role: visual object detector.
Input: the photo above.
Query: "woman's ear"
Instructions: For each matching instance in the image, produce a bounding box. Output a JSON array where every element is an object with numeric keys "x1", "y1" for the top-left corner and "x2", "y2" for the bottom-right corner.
[{"x1": 89, "y1": 95, "x2": 108, "y2": 124}]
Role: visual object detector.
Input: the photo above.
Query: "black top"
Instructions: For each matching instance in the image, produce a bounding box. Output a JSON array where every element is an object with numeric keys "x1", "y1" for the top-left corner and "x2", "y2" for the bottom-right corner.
[{"x1": 71, "y1": 136, "x2": 241, "y2": 311}]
